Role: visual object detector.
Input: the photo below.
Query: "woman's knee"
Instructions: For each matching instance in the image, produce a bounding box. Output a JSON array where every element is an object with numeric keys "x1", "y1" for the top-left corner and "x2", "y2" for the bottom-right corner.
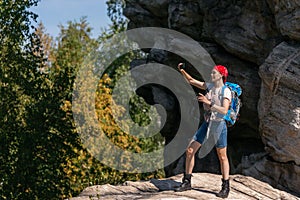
[
  {"x1": 186, "y1": 147, "x2": 195, "y2": 157},
  {"x1": 218, "y1": 155, "x2": 228, "y2": 162},
  {"x1": 217, "y1": 151, "x2": 229, "y2": 162},
  {"x1": 217, "y1": 148, "x2": 228, "y2": 160},
  {"x1": 186, "y1": 141, "x2": 201, "y2": 157}
]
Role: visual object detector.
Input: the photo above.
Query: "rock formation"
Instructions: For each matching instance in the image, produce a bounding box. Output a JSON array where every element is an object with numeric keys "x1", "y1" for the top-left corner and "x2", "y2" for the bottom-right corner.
[
  {"x1": 68, "y1": 173, "x2": 299, "y2": 200},
  {"x1": 122, "y1": 0, "x2": 300, "y2": 196}
]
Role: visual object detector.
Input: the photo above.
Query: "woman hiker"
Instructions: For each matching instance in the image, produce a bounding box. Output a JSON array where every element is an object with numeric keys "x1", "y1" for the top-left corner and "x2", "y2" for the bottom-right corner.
[{"x1": 175, "y1": 63, "x2": 231, "y2": 198}]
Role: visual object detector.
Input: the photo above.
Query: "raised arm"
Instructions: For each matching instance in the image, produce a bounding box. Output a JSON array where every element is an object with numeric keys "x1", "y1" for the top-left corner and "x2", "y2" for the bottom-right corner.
[{"x1": 178, "y1": 63, "x2": 206, "y2": 90}]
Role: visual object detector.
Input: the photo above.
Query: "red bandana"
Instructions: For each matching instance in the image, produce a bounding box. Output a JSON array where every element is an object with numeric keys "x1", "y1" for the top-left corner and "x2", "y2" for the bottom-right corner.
[{"x1": 214, "y1": 65, "x2": 228, "y2": 83}]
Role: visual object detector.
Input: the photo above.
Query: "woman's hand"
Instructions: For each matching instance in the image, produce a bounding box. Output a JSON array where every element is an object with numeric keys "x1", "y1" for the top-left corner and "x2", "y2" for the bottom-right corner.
[
  {"x1": 178, "y1": 63, "x2": 185, "y2": 71},
  {"x1": 177, "y1": 63, "x2": 207, "y2": 90},
  {"x1": 197, "y1": 93, "x2": 210, "y2": 105}
]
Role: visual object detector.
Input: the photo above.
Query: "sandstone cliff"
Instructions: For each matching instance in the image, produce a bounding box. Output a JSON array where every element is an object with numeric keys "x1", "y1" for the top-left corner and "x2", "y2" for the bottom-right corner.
[{"x1": 122, "y1": 0, "x2": 300, "y2": 195}]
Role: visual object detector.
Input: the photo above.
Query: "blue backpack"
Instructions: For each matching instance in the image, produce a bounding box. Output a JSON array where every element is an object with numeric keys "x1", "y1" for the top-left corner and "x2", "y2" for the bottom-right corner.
[{"x1": 222, "y1": 82, "x2": 242, "y2": 127}]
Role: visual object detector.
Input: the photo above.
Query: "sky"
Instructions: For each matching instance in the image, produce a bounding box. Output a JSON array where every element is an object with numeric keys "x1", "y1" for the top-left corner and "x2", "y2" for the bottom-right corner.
[{"x1": 30, "y1": 0, "x2": 112, "y2": 38}]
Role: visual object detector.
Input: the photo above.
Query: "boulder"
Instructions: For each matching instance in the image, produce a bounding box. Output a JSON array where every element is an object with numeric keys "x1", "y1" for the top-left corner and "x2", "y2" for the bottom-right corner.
[
  {"x1": 240, "y1": 153, "x2": 300, "y2": 196},
  {"x1": 267, "y1": 0, "x2": 300, "y2": 40},
  {"x1": 258, "y1": 42, "x2": 300, "y2": 165}
]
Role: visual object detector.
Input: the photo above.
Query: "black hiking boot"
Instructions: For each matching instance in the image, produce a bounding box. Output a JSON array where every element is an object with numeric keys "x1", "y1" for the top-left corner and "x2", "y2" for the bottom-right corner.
[
  {"x1": 174, "y1": 174, "x2": 192, "y2": 192},
  {"x1": 216, "y1": 178, "x2": 230, "y2": 198}
]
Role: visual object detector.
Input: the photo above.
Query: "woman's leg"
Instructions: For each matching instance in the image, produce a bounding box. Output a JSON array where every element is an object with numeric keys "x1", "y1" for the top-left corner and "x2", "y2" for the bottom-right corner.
[
  {"x1": 185, "y1": 141, "x2": 201, "y2": 174},
  {"x1": 216, "y1": 147, "x2": 229, "y2": 179},
  {"x1": 175, "y1": 141, "x2": 201, "y2": 192},
  {"x1": 214, "y1": 121, "x2": 229, "y2": 179},
  {"x1": 216, "y1": 147, "x2": 230, "y2": 198},
  {"x1": 186, "y1": 121, "x2": 208, "y2": 173},
  {"x1": 175, "y1": 122, "x2": 206, "y2": 192}
]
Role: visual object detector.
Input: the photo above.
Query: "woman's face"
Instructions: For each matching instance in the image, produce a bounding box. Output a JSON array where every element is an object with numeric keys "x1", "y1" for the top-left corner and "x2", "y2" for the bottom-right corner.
[{"x1": 211, "y1": 69, "x2": 222, "y2": 83}]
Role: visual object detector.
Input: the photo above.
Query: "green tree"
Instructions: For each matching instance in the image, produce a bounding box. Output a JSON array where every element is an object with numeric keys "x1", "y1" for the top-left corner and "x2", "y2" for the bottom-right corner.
[
  {"x1": 57, "y1": 18, "x2": 165, "y2": 197},
  {"x1": 46, "y1": 18, "x2": 100, "y2": 198},
  {"x1": 0, "y1": 0, "x2": 41, "y2": 198},
  {"x1": 0, "y1": 0, "x2": 165, "y2": 199},
  {"x1": 106, "y1": 0, "x2": 127, "y2": 31}
]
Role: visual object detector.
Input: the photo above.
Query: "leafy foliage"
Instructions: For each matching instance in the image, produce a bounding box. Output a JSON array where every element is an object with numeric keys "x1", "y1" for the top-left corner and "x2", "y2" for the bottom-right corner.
[
  {"x1": 0, "y1": 0, "x2": 165, "y2": 199},
  {"x1": 60, "y1": 19, "x2": 165, "y2": 197},
  {"x1": 0, "y1": 0, "x2": 51, "y2": 199},
  {"x1": 106, "y1": 0, "x2": 128, "y2": 30}
]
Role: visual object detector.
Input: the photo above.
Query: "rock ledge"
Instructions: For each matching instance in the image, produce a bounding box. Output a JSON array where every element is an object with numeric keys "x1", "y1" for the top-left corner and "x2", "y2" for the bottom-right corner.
[{"x1": 68, "y1": 173, "x2": 299, "y2": 200}]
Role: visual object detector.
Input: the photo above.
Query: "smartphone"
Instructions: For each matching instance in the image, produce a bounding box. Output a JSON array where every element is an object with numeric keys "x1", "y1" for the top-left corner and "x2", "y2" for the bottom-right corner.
[{"x1": 180, "y1": 63, "x2": 186, "y2": 69}]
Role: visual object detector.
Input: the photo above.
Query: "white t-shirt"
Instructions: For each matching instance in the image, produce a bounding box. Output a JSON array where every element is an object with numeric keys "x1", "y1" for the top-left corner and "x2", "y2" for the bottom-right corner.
[{"x1": 205, "y1": 83, "x2": 232, "y2": 121}]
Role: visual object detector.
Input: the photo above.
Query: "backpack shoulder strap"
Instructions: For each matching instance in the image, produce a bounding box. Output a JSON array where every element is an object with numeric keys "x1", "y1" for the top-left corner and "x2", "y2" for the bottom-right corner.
[
  {"x1": 221, "y1": 84, "x2": 230, "y2": 98},
  {"x1": 221, "y1": 85, "x2": 227, "y2": 94},
  {"x1": 221, "y1": 84, "x2": 229, "y2": 106}
]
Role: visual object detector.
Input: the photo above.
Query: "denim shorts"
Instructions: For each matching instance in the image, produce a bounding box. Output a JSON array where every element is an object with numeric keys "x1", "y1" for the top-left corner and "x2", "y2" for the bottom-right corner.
[{"x1": 193, "y1": 120, "x2": 227, "y2": 148}]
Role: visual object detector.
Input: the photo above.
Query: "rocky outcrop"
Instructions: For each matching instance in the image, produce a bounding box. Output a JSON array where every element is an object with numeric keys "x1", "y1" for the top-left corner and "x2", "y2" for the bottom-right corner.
[
  {"x1": 68, "y1": 173, "x2": 299, "y2": 200},
  {"x1": 124, "y1": 0, "x2": 282, "y2": 65},
  {"x1": 258, "y1": 42, "x2": 300, "y2": 165},
  {"x1": 240, "y1": 153, "x2": 300, "y2": 196},
  {"x1": 123, "y1": 0, "x2": 300, "y2": 195},
  {"x1": 268, "y1": 0, "x2": 300, "y2": 41},
  {"x1": 250, "y1": 41, "x2": 300, "y2": 193}
]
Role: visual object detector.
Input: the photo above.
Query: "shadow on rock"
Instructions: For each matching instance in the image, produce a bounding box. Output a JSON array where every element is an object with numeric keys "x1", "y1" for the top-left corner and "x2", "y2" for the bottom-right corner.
[{"x1": 150, "y1": 179, "x2": 181, "y2": 191}]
